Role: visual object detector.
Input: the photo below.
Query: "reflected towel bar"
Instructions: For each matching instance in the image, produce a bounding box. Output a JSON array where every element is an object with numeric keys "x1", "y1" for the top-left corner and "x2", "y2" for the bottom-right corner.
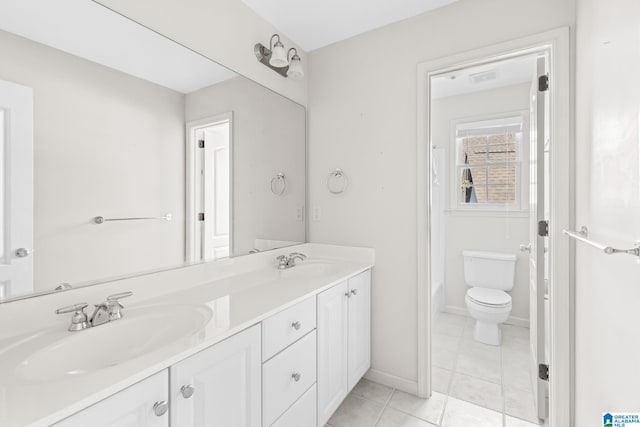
[
  {"x1": 562, "y1": 226, "x2": 640, "y2": 258},
  {"x1": 94, "y1": 213, "x2": 173, "y2": 224}
]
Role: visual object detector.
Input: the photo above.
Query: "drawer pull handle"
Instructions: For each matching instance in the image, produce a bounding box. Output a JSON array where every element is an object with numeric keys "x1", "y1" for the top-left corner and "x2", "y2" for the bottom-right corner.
[
  {"x1": 180, "y1": 384, "x2": 195, "y2": 398},
  {"x1": 153, "y1": 400, "x2": 169, "y2": 416},
  {"x1": 350, "y1": 289, "x2": 358, "y2": 296},
  {"x1": 291, "y1": 372, "x2": 301, "y2": 382},
  {"x1": 291, "y1": 321, "x2": 301, "y2": 330}
]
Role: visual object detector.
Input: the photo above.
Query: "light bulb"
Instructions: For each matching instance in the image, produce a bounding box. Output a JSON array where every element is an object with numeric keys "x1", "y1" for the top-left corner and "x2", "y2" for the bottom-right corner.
[
  {"x1": 269, "y1": 41, "x2": 288, "y2": 68},
  {"x1": 287, "y1": 55, "x2": 304, "y2": 79}
]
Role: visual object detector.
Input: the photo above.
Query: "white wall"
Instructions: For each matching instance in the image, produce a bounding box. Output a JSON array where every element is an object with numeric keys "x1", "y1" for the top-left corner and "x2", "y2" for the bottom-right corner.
[
  {"x1": 575, "y1": 0, "x2": 640, "y2": 424},
  {"x1": 432, "y1": 84, "x2": 531, "y2": 323},
  {"x1": 185, "y1": 77, "x2": 306, "y2": 254},
  {"x1": 96, "y1": 0, "x2": 307, "y2": 106},
  {"x1": 0, "y1": 30, "x2": 186, "y2": 291},
  {"x1": 308, "y1": 0, "x2": 574, "y2": 389}
]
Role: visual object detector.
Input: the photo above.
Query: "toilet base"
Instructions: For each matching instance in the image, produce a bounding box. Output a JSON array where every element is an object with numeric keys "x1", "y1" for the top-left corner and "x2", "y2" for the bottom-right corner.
[{"x1": 474, "y1": 320, "x2": 502, "y2": 346}]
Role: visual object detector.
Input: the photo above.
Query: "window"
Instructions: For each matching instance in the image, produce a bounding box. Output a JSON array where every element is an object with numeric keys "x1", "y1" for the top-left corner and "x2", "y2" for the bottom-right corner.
[{"x1": 455, "y1": 116, "x2": 523, "y2": 209}]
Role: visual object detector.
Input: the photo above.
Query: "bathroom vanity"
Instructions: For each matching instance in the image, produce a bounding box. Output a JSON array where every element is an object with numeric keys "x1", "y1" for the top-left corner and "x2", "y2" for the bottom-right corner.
[{"x1": 0, "y1": 244, "x2": 373, "y2": 427}]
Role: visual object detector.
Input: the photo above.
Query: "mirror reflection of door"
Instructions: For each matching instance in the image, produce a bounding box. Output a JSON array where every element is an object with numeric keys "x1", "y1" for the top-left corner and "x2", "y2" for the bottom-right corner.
[
  {"x1": 187, "y1": 113, "x2": 232, "y2": 262},
  {"x1": 0, "y1": 80, "x2": 33, "y2": 299}
]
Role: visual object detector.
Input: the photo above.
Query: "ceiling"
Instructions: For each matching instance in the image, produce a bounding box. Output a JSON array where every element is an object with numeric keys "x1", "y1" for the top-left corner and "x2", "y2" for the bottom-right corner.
[
  {"x1": 431, "y1": 54, "x2": 538, "y2": 99},
  {"x1": 241, "y1": 0, "x2": 460, "y2": 51},
  {"x1": 0, "y1": 0, "x2": 236, "y2": 94}
]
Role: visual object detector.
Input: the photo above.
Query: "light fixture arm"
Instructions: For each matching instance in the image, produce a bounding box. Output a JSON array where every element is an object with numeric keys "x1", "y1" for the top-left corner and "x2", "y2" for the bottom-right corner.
[
  {"x1": 270, "y1": 34, "x2": 281, "y2": 50},
  {"x1": 287, "y1": 48, "x2": 299, "y2": 62}
]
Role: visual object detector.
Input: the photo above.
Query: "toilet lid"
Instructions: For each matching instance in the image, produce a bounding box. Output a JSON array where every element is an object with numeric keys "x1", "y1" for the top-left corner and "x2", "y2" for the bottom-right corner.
[{"x1": 467, "y1": 288, "x2": 512, "y2": 306}]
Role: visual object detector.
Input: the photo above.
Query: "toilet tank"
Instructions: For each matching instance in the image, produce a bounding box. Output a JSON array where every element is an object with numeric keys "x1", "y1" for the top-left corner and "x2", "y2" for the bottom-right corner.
[{"x1": 462, "y1": 250, "x2": 517, "y2": 291}]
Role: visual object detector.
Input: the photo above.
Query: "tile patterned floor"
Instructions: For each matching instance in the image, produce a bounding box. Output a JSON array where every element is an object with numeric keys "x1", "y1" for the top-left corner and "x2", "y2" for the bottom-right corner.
[{"x1": 325, "y1": 313, "x2": 544, "y2": 427}]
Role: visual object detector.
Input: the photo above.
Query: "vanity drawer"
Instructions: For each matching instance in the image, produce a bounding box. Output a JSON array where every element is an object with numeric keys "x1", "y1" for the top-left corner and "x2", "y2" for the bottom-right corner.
[
  {"x1": 271, "y1": 384, "x2": 317, "y2": 427},
  {"x1": 262, "y1": 296, "x2": 316, "y2": 361},
  {"x1": 263, "y1": 331, "x2": 317, "y2": 426}
]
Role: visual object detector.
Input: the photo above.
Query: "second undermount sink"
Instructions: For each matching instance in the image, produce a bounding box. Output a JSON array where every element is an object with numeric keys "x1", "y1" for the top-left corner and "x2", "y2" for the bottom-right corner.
[
  {"x1": 278, "y1": 260, "x2": 340, "y2": 280},
  {"x1": 14, "y1": 304, "x2": 212, "y2": 383}
]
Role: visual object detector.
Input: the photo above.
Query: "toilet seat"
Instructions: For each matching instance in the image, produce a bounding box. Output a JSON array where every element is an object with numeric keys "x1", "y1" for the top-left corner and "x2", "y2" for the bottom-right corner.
[{"x1": 466, "y1": 287, "x2": 512, "y2": 308}]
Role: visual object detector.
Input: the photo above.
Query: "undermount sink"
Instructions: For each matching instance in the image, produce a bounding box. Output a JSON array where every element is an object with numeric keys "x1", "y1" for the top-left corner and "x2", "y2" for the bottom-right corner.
[
  {"x1": 14, "y1": 304, "x2": 212, "y2": 383},
  {"x1": 278, "y1": 260, "x2": 340, "y2": 279}
]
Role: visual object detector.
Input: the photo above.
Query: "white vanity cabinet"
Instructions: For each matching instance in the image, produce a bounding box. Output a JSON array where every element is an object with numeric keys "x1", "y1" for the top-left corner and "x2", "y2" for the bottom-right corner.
[
  {"x1": 317, "y1": 269, "x2": 371, "y2": 427},
  {"x1": 42, "y1": 264, "x2": 373, "y2": 427},
  {"x1": 262, "y1": 296, "x2": 317, "y2": 427},
  {"x1": 170, "y1": 324, "x2": 262, "y2": 427},
  {"x1": 54, "y1": 370, "x2": 169, "y2": 427}
]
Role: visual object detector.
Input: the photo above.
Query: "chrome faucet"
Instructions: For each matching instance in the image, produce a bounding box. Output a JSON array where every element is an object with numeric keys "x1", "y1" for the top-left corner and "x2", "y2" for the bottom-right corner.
[
  {"x1": 277, "y1": 252, "x2": 307, "y2": 270},
  {"x1": 90, "y1": 302, "x2": 111, "y2": 326},
  {"x1": 56, "y1": 291, "x2": 133, "y2": 331}
]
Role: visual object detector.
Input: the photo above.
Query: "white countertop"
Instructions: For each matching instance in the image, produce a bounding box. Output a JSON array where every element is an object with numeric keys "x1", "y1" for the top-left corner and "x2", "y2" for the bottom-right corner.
[{"x1": 0, "y1": 244, "x2": 374, "y2": 427}]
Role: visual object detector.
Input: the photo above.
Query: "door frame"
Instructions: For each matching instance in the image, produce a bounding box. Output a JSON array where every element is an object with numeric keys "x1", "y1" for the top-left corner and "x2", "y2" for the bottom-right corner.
[
  {"x1": 185, "y1": 112, "x2": 233, "y2": 263},
  {"x1": 416, "y1": 27, "x2": 573, "y2": 426}
]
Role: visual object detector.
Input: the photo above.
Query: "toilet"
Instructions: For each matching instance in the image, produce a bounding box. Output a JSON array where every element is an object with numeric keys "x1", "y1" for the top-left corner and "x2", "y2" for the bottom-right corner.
[{"x1": 463, "y1": 250, "x2": 517, "y2": 346}]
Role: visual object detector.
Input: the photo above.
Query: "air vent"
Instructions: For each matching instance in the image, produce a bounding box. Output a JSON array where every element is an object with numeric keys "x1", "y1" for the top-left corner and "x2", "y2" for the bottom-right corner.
[{"x1": 469, "y1": 69, "x2": 498, "y2": 84}]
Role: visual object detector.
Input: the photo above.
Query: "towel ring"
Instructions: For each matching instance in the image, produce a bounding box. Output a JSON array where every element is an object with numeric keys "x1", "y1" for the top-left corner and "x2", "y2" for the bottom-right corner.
[
  {"x1": 327, "y1": 168, "x2": 348, "y2": 194},
  {"x1": 270, "y1": 172, "x2": 287, "y2": 195}
]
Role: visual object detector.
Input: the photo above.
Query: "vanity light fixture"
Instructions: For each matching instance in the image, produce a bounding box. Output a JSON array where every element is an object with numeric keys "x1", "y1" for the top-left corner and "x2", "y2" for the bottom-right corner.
[{"x1": 254, "y1": 34, "x2": 304, "y2": 79}]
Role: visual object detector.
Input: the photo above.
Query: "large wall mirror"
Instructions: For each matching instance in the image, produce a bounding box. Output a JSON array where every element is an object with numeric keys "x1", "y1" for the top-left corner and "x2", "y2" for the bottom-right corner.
[{"x1": 0, "y1": 0, "x2": 306, "y2": 302}]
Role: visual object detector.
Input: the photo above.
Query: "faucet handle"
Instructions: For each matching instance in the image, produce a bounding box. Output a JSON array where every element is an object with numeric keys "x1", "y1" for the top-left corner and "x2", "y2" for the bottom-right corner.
[
  {"x1": 289, "y1": 252, "x2": 307, "y2": 259},
  {"x1": 55, "y1": 302, "x2": 89, "y2": 314},
  {"x1": 55, "y1": 303, "x2": 90, "y2": 332},
  {"x1": 106, "y1": 291, "x2": 132, "y2": 320},
  {"x1": 107, "y1": 291, "x2": 133, "y2": 302}
]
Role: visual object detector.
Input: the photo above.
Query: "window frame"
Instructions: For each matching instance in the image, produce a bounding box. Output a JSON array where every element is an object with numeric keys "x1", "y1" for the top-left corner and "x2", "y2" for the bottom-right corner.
[{"x1": 449, "y1": 111, "x2": 529, "y2": 212}]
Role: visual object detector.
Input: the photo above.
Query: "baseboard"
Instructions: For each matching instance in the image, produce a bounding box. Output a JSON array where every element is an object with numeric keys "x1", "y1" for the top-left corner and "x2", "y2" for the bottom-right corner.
[
  {"x1": 363, "y1": 368, "x2": 418, "y2": 395},
  {"x1": 443, "y1": 305, "x2": 530, "y2": 328}
]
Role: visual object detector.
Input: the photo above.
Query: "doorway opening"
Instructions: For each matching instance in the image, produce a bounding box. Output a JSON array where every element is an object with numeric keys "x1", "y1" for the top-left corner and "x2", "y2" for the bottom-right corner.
[
  {"x1": 416, "y1": 29, "x2": 572, "y2": 427},
  {"x1": 186, "y1": 113, "x2": 232, "y2": 263}
]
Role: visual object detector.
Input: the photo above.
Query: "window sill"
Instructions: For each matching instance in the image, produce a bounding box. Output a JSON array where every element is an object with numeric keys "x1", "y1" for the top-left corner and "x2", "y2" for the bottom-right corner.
[{"x1": 444, "y1": 209, "x2": 530, "y2": 218}]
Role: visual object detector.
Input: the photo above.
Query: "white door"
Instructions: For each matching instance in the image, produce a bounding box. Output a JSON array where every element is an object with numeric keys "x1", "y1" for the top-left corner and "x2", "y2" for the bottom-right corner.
[
  {"x1": 187, "y1": 114, "x2": 231, "y2": 262},
  {"x1": 529, "y1": 54, "x2": 549, "y2": 420},
  {"x1": 347, "y1": 269, "x2": 371, "y2": 390},
  {"x1": 200, "y1": 121, "x2": 230, "y2": 260},
  {"x1": 317, "y1": 280, "x2": 349, "y2": 427},
  {"x1": 0, "y1": 80, "x2": 33, "y2": 299},
  {"x1": 170, "y1": 325, "x2": 261, "y2": 427},
  {"x1": 54, "y1": 370, "x2": 169, "y2": 427}
]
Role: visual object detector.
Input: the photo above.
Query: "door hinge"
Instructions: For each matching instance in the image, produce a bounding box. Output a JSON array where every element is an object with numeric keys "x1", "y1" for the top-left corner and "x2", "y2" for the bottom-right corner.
[
  {"x1": 538, "y1": 220, "x2": 549, "y2": 237},
  {"x1": 198, "y1": 139, "x2": 205, "y2": 148},
  {"x1": 538, "y1": 74, "x2": 549, "y2": 92},
  {"x1": 198, "y1": 213, "x2": 205, "y2": 221},
  {"x1": 538, "y1": 363, "x2": 549, "y2": 381}
]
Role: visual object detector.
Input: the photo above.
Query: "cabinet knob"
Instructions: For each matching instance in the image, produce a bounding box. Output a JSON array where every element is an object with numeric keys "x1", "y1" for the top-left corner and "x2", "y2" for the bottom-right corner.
[
  {"x1": 291, "y1": 372, "x2": 301, "y2": 382},
  {"x1": 291, "y1": 321, "x2": 301, "y2": 330},
  {"x1": 153, "y1": 400, "x2": 168, "y2": 416},
  {"x1": 15, "y1": 248, "x2": 31, "y2": 258},
  {"x1": 345, "y1": 291, "x2": 351, "y2": 298},
  {"x1": 350, "y1": 289, "x2": 358, "y2": 296},
  {"x1": 180, "y1": 384, "x2": 195, "y2": 398}
]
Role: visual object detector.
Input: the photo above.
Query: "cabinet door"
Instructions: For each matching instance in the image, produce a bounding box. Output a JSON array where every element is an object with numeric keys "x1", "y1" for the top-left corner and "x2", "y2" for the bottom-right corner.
[
  {"x1": 317, "y1": 281, "x2": 349, "y2": 427},
  {"x1": 347, "y1": 269, "x2": 372, "y2": 390},
  {"x1": 170, "y1": 324, "x2": 261, "y2": 427},
  {"x1": 54, "y1": 370, "x2": 168, "y2": 427}
]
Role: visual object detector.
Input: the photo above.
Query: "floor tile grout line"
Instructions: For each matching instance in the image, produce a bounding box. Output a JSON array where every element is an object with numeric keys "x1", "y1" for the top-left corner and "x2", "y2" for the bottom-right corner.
[
  {"x1": 372, "y1": 387, "x2": 396, "y2": 426},
  {"x1": 379, "y1": 392, "x2": 443, "y2": 426}
]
